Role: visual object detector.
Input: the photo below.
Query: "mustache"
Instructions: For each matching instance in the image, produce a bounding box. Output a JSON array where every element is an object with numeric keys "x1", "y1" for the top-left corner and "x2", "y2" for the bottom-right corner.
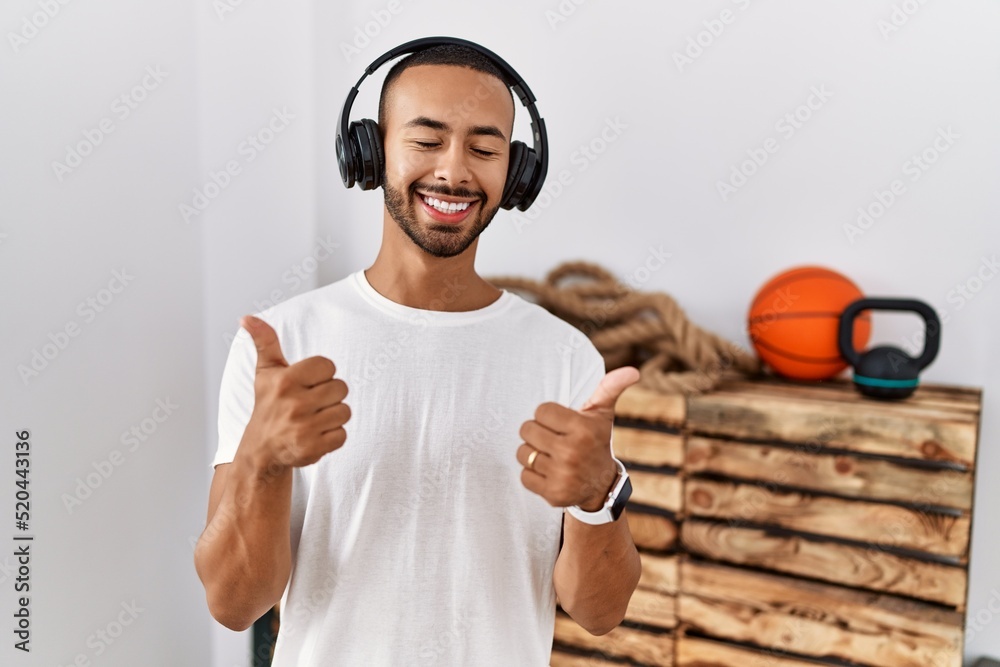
[{"x1": 411, "y1": 182, "x2": 486, "y2": 201}]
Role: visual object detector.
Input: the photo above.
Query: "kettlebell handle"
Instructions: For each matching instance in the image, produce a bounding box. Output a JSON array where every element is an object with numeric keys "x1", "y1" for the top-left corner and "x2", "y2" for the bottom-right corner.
[{"x1": 838, "y1": 297, "x2": 941, "y2": 370}]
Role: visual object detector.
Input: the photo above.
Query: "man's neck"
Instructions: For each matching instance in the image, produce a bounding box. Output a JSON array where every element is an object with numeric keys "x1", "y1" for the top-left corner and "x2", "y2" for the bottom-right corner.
[{"x1": 363, "y1": 264, "x2": 502, "y2": 312}]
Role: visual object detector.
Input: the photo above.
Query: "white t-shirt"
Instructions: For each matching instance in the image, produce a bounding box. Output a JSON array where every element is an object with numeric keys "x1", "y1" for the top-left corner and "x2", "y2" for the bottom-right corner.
[{"x1": 213, "y1": 269, "x2": 607, "y2": 666}]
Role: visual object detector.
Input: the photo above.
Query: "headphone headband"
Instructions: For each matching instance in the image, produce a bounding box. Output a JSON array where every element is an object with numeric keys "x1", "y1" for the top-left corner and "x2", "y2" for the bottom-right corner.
[{"x1": 336, "y1": 36, "x2": 548, "y2": 211}]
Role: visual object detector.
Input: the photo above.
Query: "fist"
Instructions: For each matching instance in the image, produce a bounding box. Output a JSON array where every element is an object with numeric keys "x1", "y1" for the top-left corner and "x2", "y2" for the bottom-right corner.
[{"x1": 241, "y1": 314, "x2": 351, "y2": 471}]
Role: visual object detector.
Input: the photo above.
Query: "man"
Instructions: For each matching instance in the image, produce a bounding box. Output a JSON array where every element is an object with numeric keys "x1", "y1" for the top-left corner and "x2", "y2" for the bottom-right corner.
[{"x1": 194, "y1": 42, "x2": 642, "y2": 666}]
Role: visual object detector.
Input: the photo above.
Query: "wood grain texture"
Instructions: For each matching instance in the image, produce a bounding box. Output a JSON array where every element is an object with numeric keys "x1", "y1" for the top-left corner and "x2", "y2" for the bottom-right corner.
[
  {"x1": 554, "y1": 611, "x2": 675, "y2": 666},
  {"x1": 627, "y1": 511, "x2": 678, "y2": 552},
  {"x1": 616, "y1": 384, "x2": 687, "y2": 427},
  {"x1": 626, "y1": 587, "x2": 677, "y2": 629},
  {"x1": 549, "y1": 650, "x2": 627, "y2": 667},
  {"x1": 685, "y1": 479, "x2": 970, "y2": 559},
  {"x1": 631, "y1": 470, "x2": 683, "y2": 513},
  {"x1": 684, "y1": 386, "x2": 978, "y2": 466},
  {"x1": 681, "y1": 520, "x2": 968, "y2": 608},
  {"x1": 713, "y1": 376, "x2": 982, "y2": 414},
  {"x1": 639, "y1": 553, "x2": 679, "y2": 595},
  {"x1": 685, "y1": 435, "x2": 974, "y2": 511},
  {"x1": 678, "y1": 560, "x2": 963, "y2": 667},
  {"x1": 614, "y1": 425, "x2": 685, "y2": 468},
  {"x1": 675, "y1": 635, "x2": 834, "y2": 666}
]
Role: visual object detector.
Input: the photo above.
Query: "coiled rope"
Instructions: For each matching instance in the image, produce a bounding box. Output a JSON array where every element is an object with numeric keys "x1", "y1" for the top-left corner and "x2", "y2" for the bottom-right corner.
[{"x1": 486, "y1": 260, "x2": 765, "y2": 395}]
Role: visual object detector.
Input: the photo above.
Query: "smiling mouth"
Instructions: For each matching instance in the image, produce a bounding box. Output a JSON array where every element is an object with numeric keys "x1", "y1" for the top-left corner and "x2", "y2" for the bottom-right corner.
[{"x1": 418, "y1": 193, "x2": 477, "y2": 214}]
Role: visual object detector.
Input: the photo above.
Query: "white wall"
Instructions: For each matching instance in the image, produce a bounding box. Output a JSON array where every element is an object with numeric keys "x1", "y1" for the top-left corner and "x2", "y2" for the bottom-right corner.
[
  {"x1": 1, "y1": 0, "x2": 207, "y2": 665},
  {"x1": 2, "y1": 1, "x2": 997, "y2": 665}
]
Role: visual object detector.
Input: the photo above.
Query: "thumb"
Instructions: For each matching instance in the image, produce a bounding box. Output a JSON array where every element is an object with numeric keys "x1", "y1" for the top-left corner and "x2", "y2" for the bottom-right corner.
[
  {"x1": 241, "y1": 315, "x2": 289, "y2": 370},
  {"x1": 580, "y1": 366, "x2": 641, "y2": 417}
]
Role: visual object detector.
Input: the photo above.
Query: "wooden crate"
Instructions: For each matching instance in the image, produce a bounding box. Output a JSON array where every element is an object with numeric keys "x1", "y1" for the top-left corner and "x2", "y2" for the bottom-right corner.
[{"x1": 552, "y1": 375, "x2": 982, "y2": 667}]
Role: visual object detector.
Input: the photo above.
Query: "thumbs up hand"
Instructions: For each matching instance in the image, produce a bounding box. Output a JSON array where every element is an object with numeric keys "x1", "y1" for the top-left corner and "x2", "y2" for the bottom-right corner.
[
  {"x1": 239, "y1": 315, "x2": 351, "y2": 473},
  {"x1": 516, "y1": 366, "x2": 640, "y2": 511}
]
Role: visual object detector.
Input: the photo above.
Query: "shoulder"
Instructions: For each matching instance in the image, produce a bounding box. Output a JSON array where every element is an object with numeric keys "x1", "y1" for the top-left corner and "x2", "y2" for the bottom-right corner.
[
  {"x1": 504, "y1": 293, "x2": 604, "y2": 367},
  {"x1": 229, "y1": 272, "x2": 359, "y2": 357},
  {"x1": 262, "y1": 272, "x2": 356, "y2": 320}
]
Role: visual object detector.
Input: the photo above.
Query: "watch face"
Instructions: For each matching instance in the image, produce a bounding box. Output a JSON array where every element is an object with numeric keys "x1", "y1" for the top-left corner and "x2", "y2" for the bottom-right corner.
[{"x1": 610, "y1": 477, "x2": 632, "y2": 521}]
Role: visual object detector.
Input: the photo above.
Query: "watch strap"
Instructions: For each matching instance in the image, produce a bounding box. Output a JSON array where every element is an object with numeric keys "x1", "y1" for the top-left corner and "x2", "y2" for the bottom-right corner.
[{"x1": 565, "y1": 457, "x2": 630, "y2": 525}]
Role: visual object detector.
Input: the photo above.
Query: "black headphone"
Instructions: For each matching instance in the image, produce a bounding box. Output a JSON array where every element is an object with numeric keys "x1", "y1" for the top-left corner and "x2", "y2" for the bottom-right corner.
[
  {"x1": 335, "y1": 36, "x2": 549, "y2": 212},
  {"x1": 838, "y1": 297, "x2": 942, "y2": 400}
]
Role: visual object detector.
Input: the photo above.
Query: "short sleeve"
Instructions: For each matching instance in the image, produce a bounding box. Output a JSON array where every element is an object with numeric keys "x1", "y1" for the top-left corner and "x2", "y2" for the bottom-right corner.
[
  {"x1": 212, "y1": 327, "x2": 257, "y2": 469},
  {"x1": 567, "y1": 340, "x2": 607, "y2": 412}
]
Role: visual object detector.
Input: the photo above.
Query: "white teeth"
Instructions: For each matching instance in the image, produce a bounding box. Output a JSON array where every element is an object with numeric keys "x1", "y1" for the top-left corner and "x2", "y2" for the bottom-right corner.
[{"x1": 422, "y1": 195, "x2": 471, "y2": 214}]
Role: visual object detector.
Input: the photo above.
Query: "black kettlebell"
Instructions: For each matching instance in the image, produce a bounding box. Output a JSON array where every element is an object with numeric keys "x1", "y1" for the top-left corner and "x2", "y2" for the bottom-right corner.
[{"x1": 838, "y1": 297, "x2": 941, "y2": 400}]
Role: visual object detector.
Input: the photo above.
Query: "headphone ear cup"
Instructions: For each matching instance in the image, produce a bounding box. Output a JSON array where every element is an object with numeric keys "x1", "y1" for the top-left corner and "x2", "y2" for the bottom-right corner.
[
  {"x1": 501, "y1": 141, "x2": 530, "y2": 210},
  {"x1": 518, "y1": 148, "x2": 544, "y2": 211},
  {"x1": 336, "y1": 131, "x2": 355, "y2": 189},
  {"x1": 349, "y1": 119, "x2": 384, "y2": 191},
  {"x1": 362, "y1": 118, "x2": 385, "y2": 190}
]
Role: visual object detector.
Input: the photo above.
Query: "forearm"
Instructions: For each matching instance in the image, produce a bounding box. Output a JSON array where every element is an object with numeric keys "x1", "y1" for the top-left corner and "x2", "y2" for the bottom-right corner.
[
  {"x1": 194, "y1": 441, "x2": 293, "y2": 631},
  {"x1": 554, "y1": 508, "x2": 641, "y2": 635}
]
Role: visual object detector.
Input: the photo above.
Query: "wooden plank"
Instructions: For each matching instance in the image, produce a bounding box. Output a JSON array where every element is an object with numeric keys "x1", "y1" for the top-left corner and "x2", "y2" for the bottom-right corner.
[
  {"x1": 681, "y1": 520, "x2": 968, "y2": 609},
  {"x1": 685, "y1": 436, "x2": 974, "y2": 511},
  {"x1": 553, "y1": 611, "x2": 674, "y2": 665},
  {"x1": 549, "y1": 651, "x2": 625, "y2": 667},
  {"x1": 685, "y1": 389, "x2": 978, "y2": 466},
  {"x1": 712, "y1": 374, "x2": 983, "y2": 403},
  {"x1": 676, "y1": 635, "x2": 834, "y2": 666},
  {"x1": 639, "y1": 553, "x2": 679, "y2": 595},
  {"x1": 678, "y1": 560, "x2": 963, "y2": 667},
  {"x1": 616, "y1": 383, "x2": 687, "y2": 427},
  {"x1": 614, "y1": 425, "x2": 685, "y2": 468},
  {"x1": 685, "y1": 479, "x2": 971, "y2": 559},
  {"x1": 625, "y1": 587, "x2": 676, "y2": 629},
  {"x1": 627, "y1": 511, "x2": 677, "y2": 552},
  {"x1": 631, "y1": 470, "x2": 683, "y2": 513},
  {"x1": 713, "y1": 376, "x2": 982, "y2": 414}
]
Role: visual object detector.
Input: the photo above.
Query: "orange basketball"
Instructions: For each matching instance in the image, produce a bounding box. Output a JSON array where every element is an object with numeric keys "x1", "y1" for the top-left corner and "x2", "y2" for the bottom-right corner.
[{"x1": 747, "y1": 266, "x2": 871, "y2": 381}]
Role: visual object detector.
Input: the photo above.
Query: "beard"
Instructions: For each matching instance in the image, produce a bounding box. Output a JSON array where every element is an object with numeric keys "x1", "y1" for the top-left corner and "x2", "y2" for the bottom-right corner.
[{"x1": 383, "y1": 179, "x2": 501, "y2": 258}]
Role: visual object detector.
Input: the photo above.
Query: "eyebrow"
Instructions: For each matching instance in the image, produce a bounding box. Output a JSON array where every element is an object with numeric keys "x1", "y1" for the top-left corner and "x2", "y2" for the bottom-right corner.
[{"x1": 402, "y1": 116, "x2": 507, "y2": 141}]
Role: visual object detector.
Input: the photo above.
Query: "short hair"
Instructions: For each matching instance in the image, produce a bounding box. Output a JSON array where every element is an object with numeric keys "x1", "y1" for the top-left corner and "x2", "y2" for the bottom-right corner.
[{"x1": 377, "y1": 44, "x2": 515, "y2": 128}]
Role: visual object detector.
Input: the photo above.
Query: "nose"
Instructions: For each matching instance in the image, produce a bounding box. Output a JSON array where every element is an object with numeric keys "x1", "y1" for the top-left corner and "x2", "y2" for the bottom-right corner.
[{"x1": 433, "y1": 141, "x2": 472, "y2": 186}]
